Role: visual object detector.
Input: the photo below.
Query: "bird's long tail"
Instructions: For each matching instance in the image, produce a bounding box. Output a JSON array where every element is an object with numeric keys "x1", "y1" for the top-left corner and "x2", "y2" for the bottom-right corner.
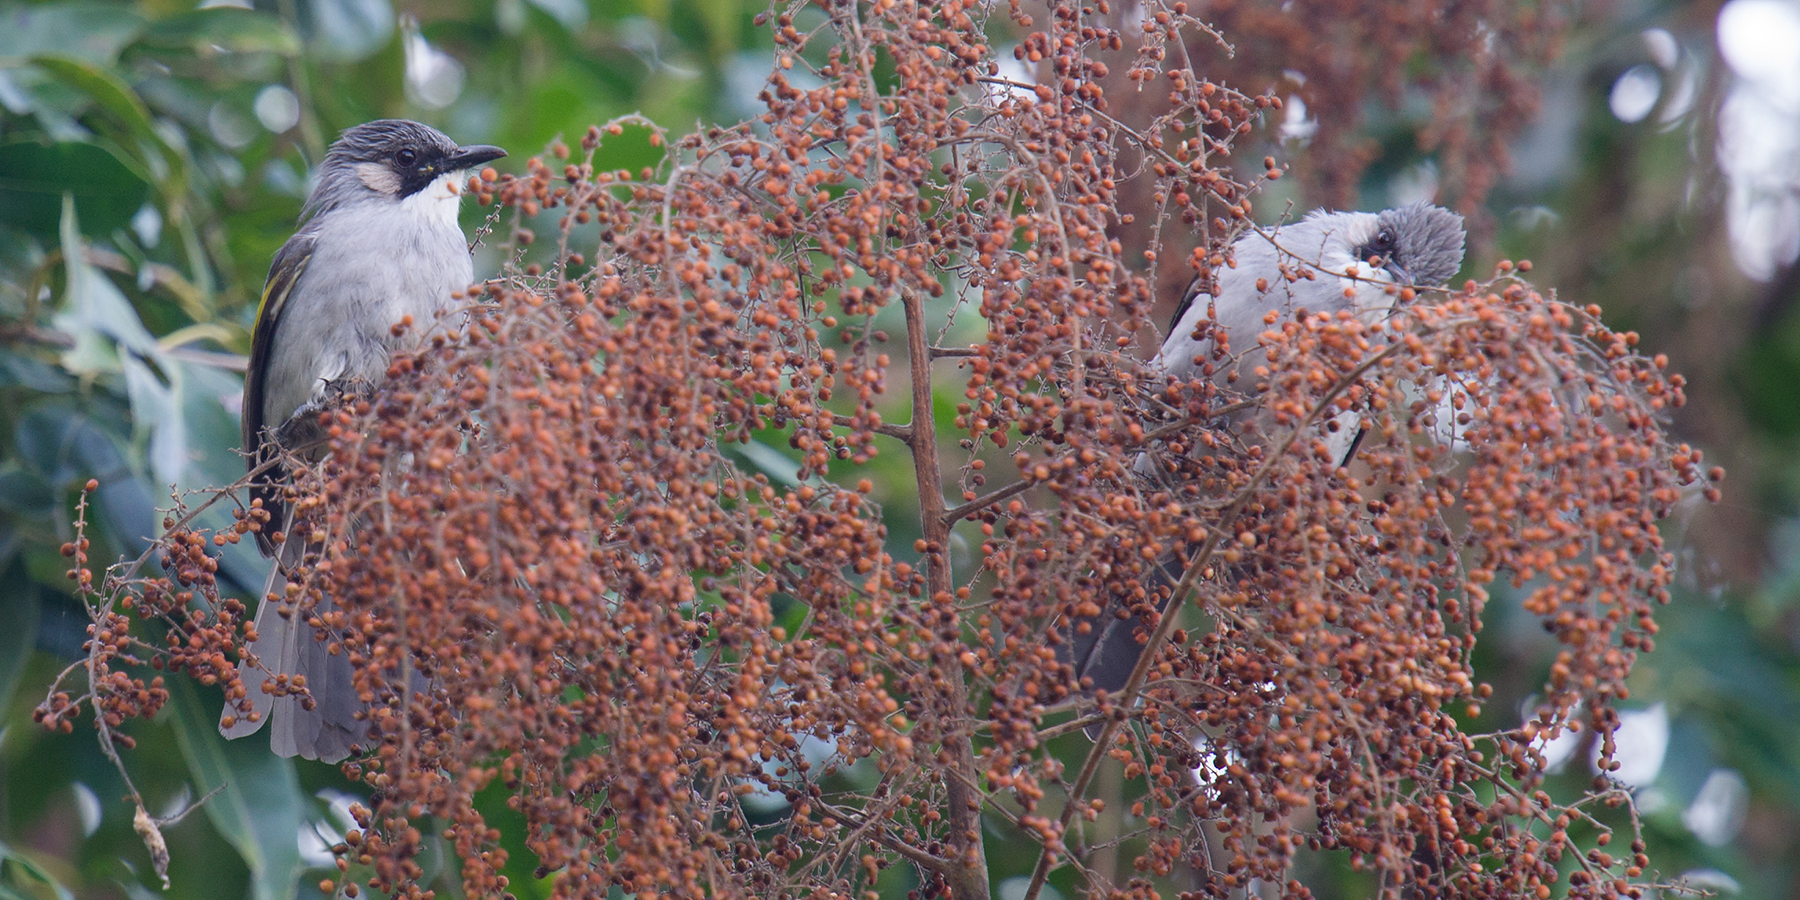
[
  {"x1": 1059, "y1": 415, "x2": 1367, "y2": 734},
  {"x1": 1058, "y1": 555, "x2": 1181, "y2": 728},
  {"x1": 218, "y1": 526, "x2": 370, "y2": 763}
]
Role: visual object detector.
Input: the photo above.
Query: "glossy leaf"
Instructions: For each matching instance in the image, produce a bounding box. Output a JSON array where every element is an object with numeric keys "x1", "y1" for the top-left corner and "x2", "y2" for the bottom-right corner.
[
  {"x1": 139, "y1": 8, "x2": 303, "y2": 57},
  {"x1": 301, "y1": 0, "x2": 394, "y2": 62},
  {"x1": 0, "y1": 561, "x2": 41, "y2": 735},
  {"x1": 12, "y1": 406, "x2": 82, "y2": 485},
  {"x1": 0, "y1": 141, "x2": 149, "y2": 236},
  {"x1": 166, "y1": 677, "x2": 305, "y2": 900},
  {"x1": 525, "y1": 0, "x2": 588, "y2": 30},
  {"x1": 71, "y1": 418, "x2": 158, "y2": 558},
  {"x1": 120, "y1": 352, "x2": 185, "y2": 489},
  {"x1": 27, "y1": 56, "x2": 184, "y2": 185},
  {"x1": 0, "y1": 355, "x2": 77, "y2": 394},
  {"x1": 0, "y1": 3, "x2": 144, "y2": 66},
  {"x1": 0, "y1": 469, "x2": 55, "y2": 517}
]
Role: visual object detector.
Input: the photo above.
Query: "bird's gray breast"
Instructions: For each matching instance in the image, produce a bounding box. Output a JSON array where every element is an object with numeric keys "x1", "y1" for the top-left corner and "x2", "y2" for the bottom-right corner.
[
  {"x1": 259, "y1": 201, "x2": 472, "y2": 430},
  {"x1": 1156, "y1": 214, "x2": 1386, "y2": 382},
  {"x1": 1147, "y1": 214, "x2": 1390, "y2": 470}
]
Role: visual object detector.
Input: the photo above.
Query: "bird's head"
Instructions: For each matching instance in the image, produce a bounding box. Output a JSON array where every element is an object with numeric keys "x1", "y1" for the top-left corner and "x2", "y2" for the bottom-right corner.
[
  {"x1": 1351, "y1": 202, "x2": 1466, "y2": 288},
  {"x1": 304, "y1": 119, "x2": 506, "y2": 218}
]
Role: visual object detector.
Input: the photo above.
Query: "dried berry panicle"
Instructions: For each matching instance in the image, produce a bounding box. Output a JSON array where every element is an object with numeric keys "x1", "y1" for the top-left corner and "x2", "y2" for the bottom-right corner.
[{"x1": 41, "y1": 3, "x2": 1709, "y2": 900}]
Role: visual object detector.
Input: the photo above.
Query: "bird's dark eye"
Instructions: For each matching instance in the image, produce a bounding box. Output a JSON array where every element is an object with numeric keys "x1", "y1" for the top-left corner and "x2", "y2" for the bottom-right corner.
[
  {"x1": 1361, "y1": 228, "x2": 1398, "y2": 264},
  {"x1": 395, "y1": 147, "x2": 418, "y2": 167}
]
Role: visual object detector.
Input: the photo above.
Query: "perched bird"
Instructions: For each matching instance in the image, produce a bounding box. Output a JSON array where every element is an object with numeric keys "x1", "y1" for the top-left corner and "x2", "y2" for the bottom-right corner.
[
  {"x1": 223, "y1": 120, "x2": 506, "y2": 761},
  {"x1": 1061, "y1": 202, "x2": 1467, "y2": 708}
]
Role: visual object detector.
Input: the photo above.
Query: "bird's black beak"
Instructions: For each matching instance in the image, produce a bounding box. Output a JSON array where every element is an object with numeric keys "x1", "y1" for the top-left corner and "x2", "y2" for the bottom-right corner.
[{"x1": 447, "y1": 144, "x2": 507, "y2": 172}]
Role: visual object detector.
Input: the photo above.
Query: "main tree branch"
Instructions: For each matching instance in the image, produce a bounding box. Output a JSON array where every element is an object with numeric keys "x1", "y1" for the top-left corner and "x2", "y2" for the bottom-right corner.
[{"x1": 902, "y1": 285, "x2": 990, "y2": 900}]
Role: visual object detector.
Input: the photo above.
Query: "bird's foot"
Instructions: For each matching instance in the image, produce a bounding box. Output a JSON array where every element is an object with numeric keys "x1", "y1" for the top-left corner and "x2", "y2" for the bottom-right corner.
[
  {"x1": 319, "y1": 376, "x2": 376, "y2": 406},
  {"x1": 273, "y1": 379, "x2": 372, "y2": 451}
]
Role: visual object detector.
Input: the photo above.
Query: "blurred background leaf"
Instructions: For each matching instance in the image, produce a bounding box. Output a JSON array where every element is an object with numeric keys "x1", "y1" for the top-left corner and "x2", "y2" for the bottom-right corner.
[
  {"x1": 0, "y1": 142, "x2": 148, "y2": 236},
  {"x1": 167, "y1": 677, "x2": 305, "y2": 900}
]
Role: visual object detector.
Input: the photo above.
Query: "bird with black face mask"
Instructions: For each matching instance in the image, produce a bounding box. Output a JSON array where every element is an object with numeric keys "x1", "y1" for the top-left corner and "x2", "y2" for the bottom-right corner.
[
  {"x1": 221, "y1": 120, "x2": 506, "y2": 761},
  {"x1": 1060, "y1": 202, "x2": 1467, "y2": 713}
]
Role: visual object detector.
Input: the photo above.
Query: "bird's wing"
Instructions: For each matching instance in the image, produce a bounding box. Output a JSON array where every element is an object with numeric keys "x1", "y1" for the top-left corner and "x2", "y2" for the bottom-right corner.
[
  {"x1": 244, "y1": 229, "x2": 315, "y2": 555},
  {"x1": 1166, "y1": 272, "x2": 1205, "y2": 337}
]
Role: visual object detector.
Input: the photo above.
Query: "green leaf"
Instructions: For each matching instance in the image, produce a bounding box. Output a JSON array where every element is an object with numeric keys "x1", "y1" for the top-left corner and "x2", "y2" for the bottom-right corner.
[
  {"x1": 731, "y1": 439, "x2": 802, "y2": 487},
  {"x1": 139, "y1": 9, "x2": 302, "y2": 57},
  {"x1": 175, "y1": 362, "x2": 248, "y2": 487},
  {"x1": 677, "y1": 0, "x2": 743, "y2": 61},
  {"x1": 0, "y1": 4, "x2": 145, "y2": 66},
  {"x1": 167, "y1": 677, "x2": 305, "y2": 900},
  {"x1": 0, "y1": 468, "x2": 56, "y2": 517},
  {"x1": 13, "y1": 406, "x2": 82, "y2": 484},
  {"x1": 302, "y1": 0, "x2": 395, "y2": 62},
  {"x1": 27, "y1": 56, "x2": 183, "y2": 185},
  {"x1": 0, "y1": 560, "x2": 41, "y2": 731},
  {"x1": 0, "y1": 141, "x2": 149, "y2": 236},
  {"x1": 10, "y1": 403, "x2": 159, "y2": 556},
  {"x1": 69, "y1": 419, "x2": 158, "y2": 558},
  {"x1": 0, "y1": 354, "x2": 77, "y2": 394},
  {"x1": 121, "y1": 352, "x2": 185, "y2": 488},
  {"x1": 0, "y1": 838, "x2": 76, "y2": 900},
  {"x1": 53, "y1": 196, "x2": 161, "y2": 378},
  {"x1": 525, "y1": 0, "x2": 588, "y2": 29},
  {"x1": 163, "y1": 360, "x2": 268, "y2": 597}
]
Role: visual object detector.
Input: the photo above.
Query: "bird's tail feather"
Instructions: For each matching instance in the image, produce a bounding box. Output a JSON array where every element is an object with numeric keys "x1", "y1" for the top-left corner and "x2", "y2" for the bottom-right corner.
[
  {"x1": 1057, "y1": 555, "x2": 1183, "y2": 739},
  {"x1": 1060, "y1": 556, "x2": 1181, "y2": 696},
  {"x1": 1060, "y1": 414, "x2": 1367, "y2": 736},
  {"x1": 218, "y1": 554, "x2": 286, "y2": 740},
  {"x1": 268, "y1": 586, "x2": 366, "y2": 762}
]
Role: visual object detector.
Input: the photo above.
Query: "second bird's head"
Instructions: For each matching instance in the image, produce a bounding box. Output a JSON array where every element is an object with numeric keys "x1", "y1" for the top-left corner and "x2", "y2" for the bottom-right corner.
[
  {"x1": 303, "y1": 119, "x2": 507, "y2": 219},
  {"x1": 1348, "y1": 202, "x2": 1466, "y2": 289}
]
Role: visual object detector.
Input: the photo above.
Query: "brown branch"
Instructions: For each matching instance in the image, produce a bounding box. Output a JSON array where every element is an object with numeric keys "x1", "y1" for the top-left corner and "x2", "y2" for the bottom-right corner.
[
  {"x1": 65, "y1": 488, "x2": 172, "y2": 888},
  {"x1": 0, "y1": 323, "x2": 77, "y2": 348}
]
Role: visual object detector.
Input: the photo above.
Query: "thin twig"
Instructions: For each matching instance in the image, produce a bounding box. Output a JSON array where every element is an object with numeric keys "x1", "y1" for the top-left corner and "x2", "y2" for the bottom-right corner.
[
  {"x1": 931, "y1": 346, "x2": 981, "y2": 358},
  {"x1": 833, "y1": 411, "x2": 912, "y2": 441},
  {"x1": 941, "y1": 479, "x2": 1033, "y2": 527}
]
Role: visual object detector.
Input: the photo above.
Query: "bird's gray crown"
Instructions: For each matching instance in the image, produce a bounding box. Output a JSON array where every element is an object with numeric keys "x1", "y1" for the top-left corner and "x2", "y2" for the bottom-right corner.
[
  {"x1": 1357, "y1": 202, "x2": 1466, "y2": 287},
  {"x1": 329, "y1": 119, "x2": 458, "y2": 166},
  {"x1": 302, "y1": 119, "x2": 505, "y2": 220}
]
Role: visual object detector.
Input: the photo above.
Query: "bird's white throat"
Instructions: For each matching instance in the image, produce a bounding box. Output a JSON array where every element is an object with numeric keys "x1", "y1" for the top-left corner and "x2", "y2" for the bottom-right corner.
[
  {"x1": 351, "y1": 163, "x2": 466, "y2": 228},
  {"x1": 400, "y1": 172, "x2": 466, "y2": 228}
]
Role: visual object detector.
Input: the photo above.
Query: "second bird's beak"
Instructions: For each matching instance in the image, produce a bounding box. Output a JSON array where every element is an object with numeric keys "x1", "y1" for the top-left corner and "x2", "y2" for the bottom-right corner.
[{"x1": 447, "y1": 144, "x2": 507, "y2": 172}]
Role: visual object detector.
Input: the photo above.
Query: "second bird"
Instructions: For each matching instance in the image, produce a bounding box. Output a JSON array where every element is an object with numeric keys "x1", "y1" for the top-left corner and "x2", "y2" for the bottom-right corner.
[{"x1": 1062, "y1": 202, "x2": 1467, "y2": 706}]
